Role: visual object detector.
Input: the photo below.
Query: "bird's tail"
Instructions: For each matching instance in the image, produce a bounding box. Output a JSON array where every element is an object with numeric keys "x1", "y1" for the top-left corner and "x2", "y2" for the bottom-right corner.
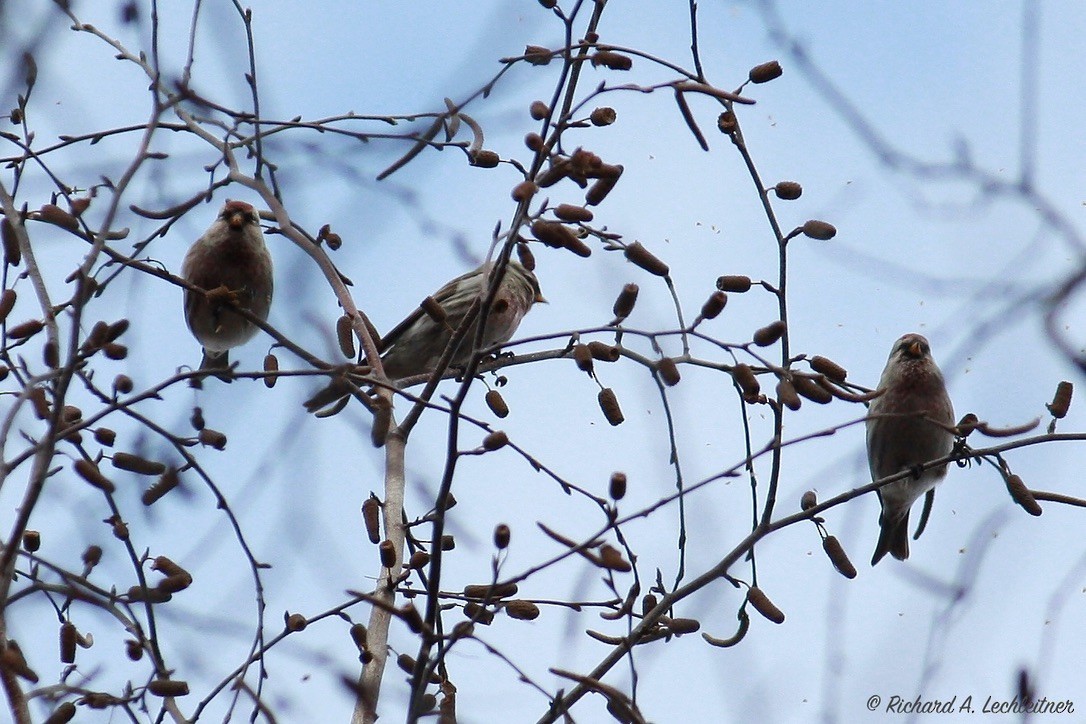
[{"x1": 871, "y1": 510, "x2": 911, "y2": 565}]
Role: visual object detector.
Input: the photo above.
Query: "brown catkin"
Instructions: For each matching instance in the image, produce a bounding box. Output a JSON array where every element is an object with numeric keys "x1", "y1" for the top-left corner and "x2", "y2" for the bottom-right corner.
[
  {"x1": 263, "y1": 354, "x2": 279, "y2": 388},
  {"x1": 362, "y1": 497, "x2": 382, "y2": 544},
  {"x1": 511, "y1": 180, "x2": 538, "y2": 203},
  {"x1": 716, "y1": 275, "x2": 752, "y2": 293},
  {"x1": 493, "y1": 524, "x2": 511, "y2": 550},
  {"x1": 8, "y1": 318, "x2": 43, "y2": 339},
  {"x1": 656, "y1": 357, "x2": 681, "y2": 386},
  {"x1": 573, "y1": 344, "x2": 594, "y2": 373},
  {"x1": 59, "y1": 621, "x2": 77, "y2": 664},
  {"x1": 471, "y1": 149, "x2": 500, "y2": 168},
  {"x1": 46, "y1": 702, "x2": 77, "y2": 723},
  {"x1": 504, "y1": 600, "x2": 540, "y2": 620},
  {"x1": 822, "y1": 536, "x2": 858, "y2": 579},
  {"x1": 585, "y1": 174, "x2": 621, "y2": 206},
  {"x1": 667, "y1": 618, "x2": 701, "y2": 634},
  {"x1": 485, "y1": 389, "x2": 510, "y2": 418},
  {"x1": 1047, "y1": 381, "x2": 1073, "y2": 419},
  {"x1": 141, "y1": 468, "x2": 179, "y2": 506},
  {"x1": 409, "y1": 551, "x2": 430, "y2": 569},
  {"x1": 464, "y1": 582, "x2": 519, "y2": 599},
  {"x1": 801, "y1": 220, "x2": 837, "y2": 240},
  {"x1": 199, "y1": 428, "x2": 227, "y2": 449},
  {"x1": 612, "y1": 283, "x2": 639, "y2": 319},
  {"x1": 1005, "y1": 474, "x2": 1042, "y2": 516},
  {"x1": 0, "y1": 289, "x2": 15, "y2": 323},
  {"x1": 22, "y1": 530, "x2": 40, "y2": 552},
  {"x1": 587, "y1": 341, "x2": 620, "y2": 362},
  {"x1": 2, "y1": 218, "x2": 21, "y2": 267},
  {"x1": 74, "y1": 459, "x2": 115, "y2": 493},
  {"x1": 555, "y1": 204, "x2": 594, "y2": 223},
  {"x1": 286, "y1": 613, "x2": 307, "y2": 632},
  {"x1": 800, "y1": 490, "x2": 817, "y2": 510},
  {"x1": 529, "y1": 100, "x2": 549, "y2": 120},
  {"x1": 590, "y1": 107, "x2": 617, "y2": 126},
  {"x1": 748, "y1": 60, "x2": 783, "y2": 83},
  {"x1": 752, "y1": 320, "x2": 786, "y2": 347},
  {"x1": 773, "y1": 181, "x2": 802, "y2": 200},
  {"x1": 623, "y1": 242, "x2": 669, "y2": 276},
  {"x1": 776, "y1": 379, "x2": 801, "y2": 411},
  {"x1": 482, "y1": 431, "x2": 509, "y2": 451},
  {"x1": 598, "y1": 388, "x2": 624, "y2": 426},
  {"x1": 379, "y1": 540, "x2": 397, "y2": 568},
  {"x1": 591, "y1": 50, "x2": 633, "y2": 70},
  {"x1": 336, "y1": 315, "x2": 356, "y2": 358},
  {"x1": 111, "y1": 453, "x2": 165, "y2": 476},
  {"x1": 731, "y1": 363, "x2": 760, "y2": 401},
  {"x1": 792, "y1": 375, "x2": 833, "y2": 404},
  {"x1": 147, "y1": 679, "x2": 190, "y2": 697},
  {"x1": 598, "y1": 544, "x2": 631, "y2": 571},
  {"x1": 609, "y1": 472, "x2": 627, "y2": 500},
  {"x1": 699, "y1": 291, "x2": 727, "y2": 320},
  {"x1": 810, "y1": 355, "x2": 848, "y2": 382},
  {"x1": 747, "y1": 586, "x2": 785, "y2": 624}
]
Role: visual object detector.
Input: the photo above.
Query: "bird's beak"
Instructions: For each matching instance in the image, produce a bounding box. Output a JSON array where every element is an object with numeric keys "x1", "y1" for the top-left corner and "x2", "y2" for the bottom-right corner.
[
  {"x1": 535, "y1": 292, "x2": 548, "y2": 304},
  {"x1": 227, "y1": 211, "x2": 246, "y2": 230},
  {"x1": 907, "y1": 340, "x2": 923, "y2": 357}
]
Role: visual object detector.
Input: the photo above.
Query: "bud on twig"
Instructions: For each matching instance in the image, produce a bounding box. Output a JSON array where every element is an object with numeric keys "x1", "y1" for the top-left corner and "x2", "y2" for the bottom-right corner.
[
  {"x1": 0, "y1": 289, "x2": 15, "y2": 323},
  {"x1": 800, "y1": 490, "x2": 817, "y2": 510},
  {"x1": 60, "y1": 621, "x2": 77, "y2": 664},
  {"x1": 147, "y1": 679, "x2": 190, "y2": 697},
  {"x1": 585, "y1": 173, "x2": 621, "y2": 206},
  {"x1": 511, "y1": 180, "x2": 538, "y2": 203},
  {"x1": 482, "y1": 431, "x2": 509, "y2": 451},
  {"x1": 22, "y1": 530, "x2": 39, "y2": 552}
]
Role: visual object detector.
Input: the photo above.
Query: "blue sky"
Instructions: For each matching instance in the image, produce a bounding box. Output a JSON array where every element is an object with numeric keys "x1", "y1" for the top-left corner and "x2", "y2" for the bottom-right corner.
[{"x1": 2, "y1": 1, "x2": 1085, "y2": 722}]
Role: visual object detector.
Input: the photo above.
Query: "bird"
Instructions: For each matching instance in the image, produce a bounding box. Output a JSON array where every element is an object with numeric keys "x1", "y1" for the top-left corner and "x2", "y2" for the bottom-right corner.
[
  {"x1": 181, "y1": 200, "x2": 274, "y2": 372},
  {"x1": 379, "y1": 260, "x2": 544, "y2": 383},
  {"x1": 867, "y1": 333, "x2": 955, "y2": 565}
]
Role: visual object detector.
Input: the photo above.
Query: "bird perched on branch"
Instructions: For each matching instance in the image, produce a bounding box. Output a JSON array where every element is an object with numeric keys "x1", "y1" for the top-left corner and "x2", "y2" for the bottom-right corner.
[
  {"x1": 867, "y1": 333, "x2": 955, "y2": 565},
  {"x1": 379, "y1": 260, "x2": 544, "y2": 383},
  {"x1": 182, "y1": 200, "x2": 274, "y2": 372}
]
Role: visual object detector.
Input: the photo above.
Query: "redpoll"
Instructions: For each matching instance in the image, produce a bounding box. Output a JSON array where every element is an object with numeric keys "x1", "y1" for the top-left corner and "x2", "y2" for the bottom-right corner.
[
  {"x1": 181, "y1": 201, "x2": 274, "y2": 371},
  {"x1": 380, "y1": 260, "x2": 544, "y2": 382},
  {"x1": 867, "y1": 333, "x2": 955, "y2": 565}
]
